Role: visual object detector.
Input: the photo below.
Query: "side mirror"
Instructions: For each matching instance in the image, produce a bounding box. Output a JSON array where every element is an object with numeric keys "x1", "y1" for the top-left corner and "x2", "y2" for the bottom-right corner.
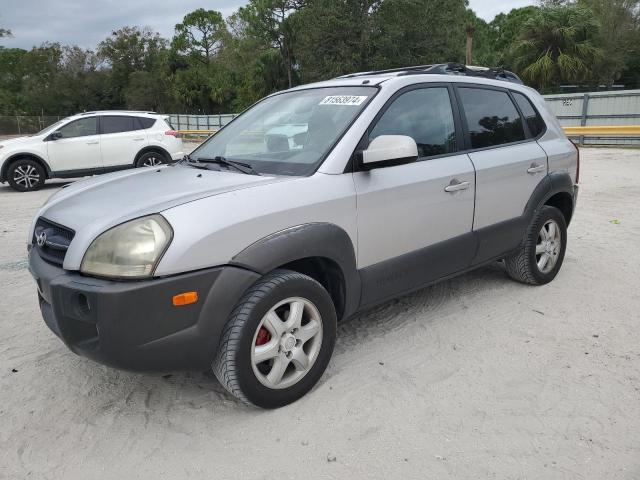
[
  {"x1": 48, "y1": 131, "x2": 63, "y2": 141},
  {"x1": 361, "y1": 135, "x2": 418, "y2": 168}
]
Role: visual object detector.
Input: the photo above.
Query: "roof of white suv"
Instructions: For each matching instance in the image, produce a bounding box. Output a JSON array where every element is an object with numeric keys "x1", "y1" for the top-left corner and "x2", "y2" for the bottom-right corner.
[{"x1": 58, "y1": 111, "x2": 167, "y2": 123}]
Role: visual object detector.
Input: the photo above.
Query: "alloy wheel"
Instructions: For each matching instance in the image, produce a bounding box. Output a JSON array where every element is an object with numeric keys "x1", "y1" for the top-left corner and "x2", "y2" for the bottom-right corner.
[
  {"x1": 535, "y1": 219, "x2": 561, "y2": 274},
  {"x1": 251, "y1": 297, "x2": 323, "y2": 390},
  {"x1": 142, "y1": 156, "x2": 162, "y2": 167},
  {"x1": 13, "y1": 164, "x2": 40, "y2": 189}
]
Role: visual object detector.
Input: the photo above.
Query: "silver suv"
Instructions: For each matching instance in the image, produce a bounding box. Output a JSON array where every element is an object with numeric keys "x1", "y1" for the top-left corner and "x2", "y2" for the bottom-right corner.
[{"x1": 28, "y1": 64, "x2": 579, "y2": 408}]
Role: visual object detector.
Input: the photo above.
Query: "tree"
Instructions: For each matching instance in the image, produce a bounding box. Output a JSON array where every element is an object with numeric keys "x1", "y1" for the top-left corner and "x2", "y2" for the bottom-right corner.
[
  {"x1": 238, "y1": 0, "x2": 306, "y2": 88},
  {"x1": 510, "y1": 5, "x2": 604, "y2": 90},
  {"x1": 371, "y1": 0, "x2": 467, "y2": 68},
  {"x1": 172, "y1": 9, "x2": 228, "y2": 64},
  {"x1": 293, "y1": 0, "x2": 380, "y2": 81},
  {"x1": 98, "y1": 26, "x2": 168, "y2": 105},
  {"x1": 580, "y1": 0, "x2": 640, "y2": 86},
  {"x1": 0, "y1": 15, "x2": 10, "y2": 38},
  {"x1": 489, "y1": 6, "x2": 540, "y2": 66}
]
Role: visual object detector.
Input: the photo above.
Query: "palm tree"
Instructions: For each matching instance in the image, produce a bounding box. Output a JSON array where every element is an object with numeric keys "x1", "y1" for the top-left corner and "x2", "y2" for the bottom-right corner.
[{"x1": 510, "y1": 5, "x2": 603, "y2": 90}]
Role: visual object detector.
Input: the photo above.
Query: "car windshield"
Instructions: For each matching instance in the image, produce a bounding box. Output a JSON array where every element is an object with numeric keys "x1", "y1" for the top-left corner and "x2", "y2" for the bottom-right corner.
[
  {"x1": 37, "y1": 120, "x2": 66, "y2": 136},
  {"x1": 189, "y1": 86, "x2": 376, "y2": 176}
]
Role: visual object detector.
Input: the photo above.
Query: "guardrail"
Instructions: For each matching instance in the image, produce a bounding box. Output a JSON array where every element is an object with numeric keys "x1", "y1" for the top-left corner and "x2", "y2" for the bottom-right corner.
[
  {"x1": 177, "y1": 126, "x2": 640, "y2": 140},
  {"x1": 562, "y1": 125, "x2": 640, "y2": 136}
]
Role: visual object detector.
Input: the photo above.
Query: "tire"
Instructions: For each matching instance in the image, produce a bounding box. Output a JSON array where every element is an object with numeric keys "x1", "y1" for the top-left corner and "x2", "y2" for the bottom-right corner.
[
  {"x1": 7, "y1": 158, "x2": 46, "y2": 192},
  {"x1": 135, "y1": 151, "x2": 167, "y2": 168},
  {"x1": 504, "y1": 205, "x2": 567, "y2": 285},
  {"x1": 213, "y1": 269, "x2": 337, "y2": 408}
]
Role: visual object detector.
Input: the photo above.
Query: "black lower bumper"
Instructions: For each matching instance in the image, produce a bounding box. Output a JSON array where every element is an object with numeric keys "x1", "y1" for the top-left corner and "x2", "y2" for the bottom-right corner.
[{"x1": 28, "y1": 250, "x2": 260, "y2": 372}]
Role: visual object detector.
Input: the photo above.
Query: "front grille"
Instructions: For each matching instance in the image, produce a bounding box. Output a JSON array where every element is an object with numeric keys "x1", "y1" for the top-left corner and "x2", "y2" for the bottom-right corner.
[{"x1": 33, "y1": 217, "x2": 75, "y2": 266}]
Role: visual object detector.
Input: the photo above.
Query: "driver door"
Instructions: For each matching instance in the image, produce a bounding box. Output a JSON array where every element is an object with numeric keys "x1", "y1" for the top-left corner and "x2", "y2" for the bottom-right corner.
[
  {"x1": 46, "y1": 116, "x2": 103, "y2": 172},
  {"x1": 353, "y1": 85, "x2": 477, "y2": 305}
]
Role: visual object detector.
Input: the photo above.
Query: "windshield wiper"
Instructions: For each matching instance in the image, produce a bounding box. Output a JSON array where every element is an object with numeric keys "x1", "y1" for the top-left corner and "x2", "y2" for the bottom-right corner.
[{"x1": 186, "y1": 155, "x2": 259, "y2": 175}]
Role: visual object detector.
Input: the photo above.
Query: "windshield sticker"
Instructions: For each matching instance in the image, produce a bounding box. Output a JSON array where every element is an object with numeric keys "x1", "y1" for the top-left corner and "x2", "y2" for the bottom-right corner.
[{"x1": 319, "y1": 95, "x2": 368, "y2": 106}]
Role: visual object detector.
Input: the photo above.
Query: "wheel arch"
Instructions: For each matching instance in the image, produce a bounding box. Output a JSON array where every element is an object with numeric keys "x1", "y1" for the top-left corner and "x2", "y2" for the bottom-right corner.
[
  {"x1": 524, "y1": 172, "x2": 576, "y2": 226},
  {"x1": 1, "y1": 152, "x2": 52, "y2": 181},
  {"x1": 230, "y1": 223, "x2": 361, "y2": 321}
]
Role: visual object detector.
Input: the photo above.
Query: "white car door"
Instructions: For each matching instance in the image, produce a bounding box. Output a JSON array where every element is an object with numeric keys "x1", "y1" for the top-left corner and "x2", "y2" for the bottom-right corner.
[
  {"x1": 46, "y1": 117, "x2": 102, "y2": 172},
  {"x1": 99, "y1": 116, "x2": 148, "y2": 167}
]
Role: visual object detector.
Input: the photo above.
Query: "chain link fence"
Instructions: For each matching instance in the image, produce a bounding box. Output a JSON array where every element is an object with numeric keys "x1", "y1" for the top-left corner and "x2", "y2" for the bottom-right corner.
[{"x1": 0, "y1": 116, "x2": 64, "y2": 136}]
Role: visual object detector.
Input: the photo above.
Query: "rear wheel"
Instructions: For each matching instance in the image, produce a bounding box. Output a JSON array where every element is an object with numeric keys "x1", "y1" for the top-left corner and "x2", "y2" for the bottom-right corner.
[
  {"x1": 212, "y1": 269, "x2": 337, "y2": 408},
  {"x1": 504, "y1": 205, "x2": 567, "y2": 285},
  {"x1": 135, "y1": 151, "x2": 167, "y2": 168},
  {"x1": 7, "y1": 158, "x2": 46, "y2": 192}
]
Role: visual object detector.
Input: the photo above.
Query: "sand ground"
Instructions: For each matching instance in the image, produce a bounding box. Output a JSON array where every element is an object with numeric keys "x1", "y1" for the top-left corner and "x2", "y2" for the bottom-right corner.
[{"x1": 0, "y1": 148, "x2": 639, "y2": 479}]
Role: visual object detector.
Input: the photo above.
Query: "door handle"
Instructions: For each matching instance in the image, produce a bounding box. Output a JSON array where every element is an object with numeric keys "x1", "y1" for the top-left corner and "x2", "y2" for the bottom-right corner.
[
  {"x1": 527, "y1": 163, "x2": 545, "y2": 174},
  {"x1": 86, "y1": 141, "x2": 99, "y2": 145},
  {"x1": 133, "y1": 137, "x2": 145, "y2": 141},
  {"x1": 444, "y1": 179, "x2": 470, "y2": 193}
]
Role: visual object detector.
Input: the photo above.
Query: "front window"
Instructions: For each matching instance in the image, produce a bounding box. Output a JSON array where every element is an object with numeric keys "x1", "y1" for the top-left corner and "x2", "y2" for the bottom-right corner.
[
  {"x1": 190, "y1": 86, "x2": 376, "y2": 176},
  {"x1": 56, "y1": 117, "x2": 98, "y2": 139}
]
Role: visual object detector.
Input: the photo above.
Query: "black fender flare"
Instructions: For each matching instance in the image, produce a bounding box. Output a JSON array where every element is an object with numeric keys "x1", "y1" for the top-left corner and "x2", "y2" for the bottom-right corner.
[
  {"x1": 230, "y1": 222, "x2": 361, "y2": 318},
  {"x1": 523, "y1": 171, "x2": 575, "y2": 223},
  {"x1": 1, "y1": 152, "x2": 53, "y2": 181}
]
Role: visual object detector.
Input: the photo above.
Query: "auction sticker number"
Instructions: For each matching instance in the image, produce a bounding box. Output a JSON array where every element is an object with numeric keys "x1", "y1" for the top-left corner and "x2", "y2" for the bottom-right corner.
[{"x1": 319, "y1": 95, "x2": 368, "y2": 106}]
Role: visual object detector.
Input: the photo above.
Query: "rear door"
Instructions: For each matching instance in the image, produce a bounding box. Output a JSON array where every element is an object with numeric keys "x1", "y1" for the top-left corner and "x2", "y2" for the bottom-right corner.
[
  {"x1": 99, "y1": 116, "x2": 148, "y2": 167},
  {"x1": 456, "y1": 86, "x2": 548, "y2": 263},
  {"x1": 46, "y1": 117, "x2": 102, "y2": 172},
  {"x1": 353, "y1": 85, "x2": 477, "y2": 305}
]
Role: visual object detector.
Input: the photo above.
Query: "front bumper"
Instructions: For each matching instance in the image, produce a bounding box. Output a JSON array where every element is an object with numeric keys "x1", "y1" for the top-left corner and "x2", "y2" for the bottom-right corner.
[{"x1": 28, "y1": 249, "x2": 259, "y2": 372}]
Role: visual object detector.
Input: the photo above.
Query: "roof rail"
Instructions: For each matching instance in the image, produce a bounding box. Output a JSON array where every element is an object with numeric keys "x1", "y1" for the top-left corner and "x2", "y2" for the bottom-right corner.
[
  {"x1": 79, "y1": 110, "x2": 157, "y2": 116},
  {"x1": 337, "y1": 65, "x2": 435, "y2": 78},
  {"x1": 336, "y1": 63, "x2": 523, "y2": 85}
]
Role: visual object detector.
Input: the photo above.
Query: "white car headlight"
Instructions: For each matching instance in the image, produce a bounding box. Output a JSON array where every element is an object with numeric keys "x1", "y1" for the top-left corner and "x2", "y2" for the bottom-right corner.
[{"x1": 81, "y1": 215, "x2": 173, "y2": 279}]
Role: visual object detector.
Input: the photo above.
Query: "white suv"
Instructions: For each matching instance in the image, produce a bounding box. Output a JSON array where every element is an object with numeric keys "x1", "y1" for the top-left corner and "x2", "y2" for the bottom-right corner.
[{"x1": 0, "y1": 111, "x2": 183, "y2": 192}]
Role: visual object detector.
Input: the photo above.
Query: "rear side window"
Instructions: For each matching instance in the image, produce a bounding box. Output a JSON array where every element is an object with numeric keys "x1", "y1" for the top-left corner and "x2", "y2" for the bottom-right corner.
[
  {"x1": 512, "y1": 92, "x2": 545, "y2": 137},
  {"x1": 370, "y1": 87, "x2": 457, "y2": 158},
  {"x1": 57, "y1": 117, "x2": 98, "y2": 138},
  {"x1": 458, "y1": 88, "x2": 525, "y2": 149},
  {"x1": 136, "y1": 117, "x2": 156, "y2": 129},
  {"x1": 102, "y1": 116, "x2": 134, "y2": 134}
]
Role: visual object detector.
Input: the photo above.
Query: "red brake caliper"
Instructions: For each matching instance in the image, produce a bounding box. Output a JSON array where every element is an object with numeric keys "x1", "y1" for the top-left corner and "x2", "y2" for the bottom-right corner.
[{"x1": 255, "y1": 326, "x2": 271, "y2": 346}]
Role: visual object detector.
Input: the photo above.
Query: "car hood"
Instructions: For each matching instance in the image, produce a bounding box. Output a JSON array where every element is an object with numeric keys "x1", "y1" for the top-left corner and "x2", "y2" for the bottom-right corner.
[
  {"x1": 34, "y1": 165, "x2": 290, "y2": 240},
  {"x1": 0, "y1": 135, "x2": 42, "y2": 149}
]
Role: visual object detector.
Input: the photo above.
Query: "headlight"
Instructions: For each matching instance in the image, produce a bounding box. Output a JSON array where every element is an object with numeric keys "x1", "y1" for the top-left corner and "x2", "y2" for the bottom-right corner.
[{"x1": 81, "y1": 215, "x2": 173, "y2": 279}]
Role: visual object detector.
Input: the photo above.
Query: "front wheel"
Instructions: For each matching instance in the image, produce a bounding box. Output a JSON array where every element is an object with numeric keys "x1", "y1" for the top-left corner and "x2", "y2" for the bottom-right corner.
[
  {"x1": 212, "y1": 269, "x2": 337, "y2": 408},
  {"x1": 504, "y1": 205, "x2": 567, "y2": 285},
  {"x1": 7, "y1": 158, "x2": 46, "y2": 192}
]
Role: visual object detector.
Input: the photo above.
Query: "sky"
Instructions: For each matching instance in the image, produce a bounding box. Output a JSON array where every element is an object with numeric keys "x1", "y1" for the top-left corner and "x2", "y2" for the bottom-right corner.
[{"x1": 0, "y1": 0, "x2": 538, "y2": 50}]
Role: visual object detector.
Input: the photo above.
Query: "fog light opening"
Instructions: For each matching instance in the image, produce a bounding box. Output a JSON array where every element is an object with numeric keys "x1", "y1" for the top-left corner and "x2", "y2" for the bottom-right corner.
[{"x1": 77, "y1": 293, "x2": 91, "y2": 315}]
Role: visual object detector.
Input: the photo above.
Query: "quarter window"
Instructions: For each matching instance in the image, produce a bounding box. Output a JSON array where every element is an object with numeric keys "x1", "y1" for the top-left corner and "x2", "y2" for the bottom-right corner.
[
  {"x1": 370, "y1": 87, "x2": 457, "y2": 158},
  {"x1": 136, "y1": 117, "x2": 156, "y2": 129},
  {"x1": 458, "y1": 88, "x2": 525, "y2": 149},
  {"x1": 102, "y1": 116, "x2": 135, "y2": 134},
  {"x1": 56, "y1": 117, "x2": 98, "y2": 138},
  {"x1": 512, "y1": 92, "x2": 545, "y2": 137}
]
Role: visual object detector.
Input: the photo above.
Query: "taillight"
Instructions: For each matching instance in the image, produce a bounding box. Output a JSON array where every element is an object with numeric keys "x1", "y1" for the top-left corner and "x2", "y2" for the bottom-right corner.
[{"x1": 165, "y1": 130, "x2": 180, "y2": 138}]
